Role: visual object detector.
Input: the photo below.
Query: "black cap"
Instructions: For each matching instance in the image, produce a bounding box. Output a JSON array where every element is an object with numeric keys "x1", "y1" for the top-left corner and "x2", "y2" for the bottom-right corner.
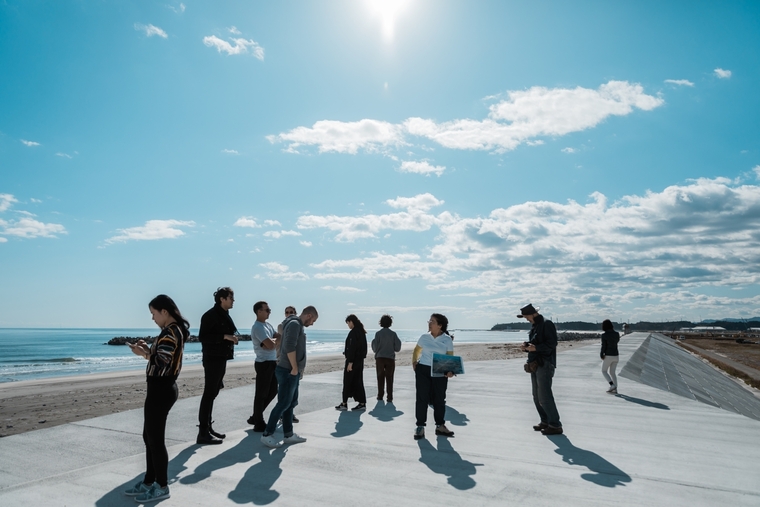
[{"x1": 517, "y1": 304, "x2": 539, "y2": 318}]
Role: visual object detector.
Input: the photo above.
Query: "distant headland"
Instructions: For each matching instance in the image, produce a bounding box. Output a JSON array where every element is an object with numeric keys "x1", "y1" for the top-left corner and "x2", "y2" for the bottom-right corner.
[
  {"x1": 491, "y1": 319, "x2": 760, "y2": 332},
  {"x1": 106, "y1": 335, "x2": 252, "y2": 345}
]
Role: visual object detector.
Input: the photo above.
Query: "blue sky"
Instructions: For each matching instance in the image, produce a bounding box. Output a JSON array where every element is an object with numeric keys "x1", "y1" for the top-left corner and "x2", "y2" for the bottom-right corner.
[{"x1": 2, "y1": 0, "x2": 760, "y2": 329}]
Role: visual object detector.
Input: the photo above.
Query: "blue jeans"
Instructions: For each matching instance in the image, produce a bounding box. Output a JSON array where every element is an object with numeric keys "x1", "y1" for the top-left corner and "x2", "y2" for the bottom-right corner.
[
  {"x1": 531, "y1": 363, "x2": 561, "y2": 428},
  {"x1": 264, "y1": 365, "x2": 300, "y2": 437}
]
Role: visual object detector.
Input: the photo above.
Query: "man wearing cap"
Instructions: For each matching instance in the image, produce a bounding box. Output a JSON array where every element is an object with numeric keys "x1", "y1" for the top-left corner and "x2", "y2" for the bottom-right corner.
[{"x1": 519, "y1": 304, "x2": 562, "y2": 435}]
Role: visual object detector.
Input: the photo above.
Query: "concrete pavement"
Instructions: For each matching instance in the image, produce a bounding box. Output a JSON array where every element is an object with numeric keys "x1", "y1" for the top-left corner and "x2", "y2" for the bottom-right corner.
[{"x1": 1, "y1": 332, "x2": 759, "y2": 506}]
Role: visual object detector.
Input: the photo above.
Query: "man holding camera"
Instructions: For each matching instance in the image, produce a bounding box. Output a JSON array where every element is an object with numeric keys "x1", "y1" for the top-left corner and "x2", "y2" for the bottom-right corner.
[{"x1": 519, "y1": 303, "x2": 562, "y2": 436}]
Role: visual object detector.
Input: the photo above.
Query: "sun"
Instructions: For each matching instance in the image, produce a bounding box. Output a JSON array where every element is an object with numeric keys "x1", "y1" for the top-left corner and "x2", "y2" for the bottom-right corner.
[{"x1": 366, "y1": 0, "x2": 410, "y2": 42}]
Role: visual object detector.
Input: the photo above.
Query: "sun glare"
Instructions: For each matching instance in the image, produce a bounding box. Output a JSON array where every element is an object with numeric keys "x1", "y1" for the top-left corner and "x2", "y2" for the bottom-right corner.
[{"x1": 367, "y1": 0, "x2": 409, "y2": 42}]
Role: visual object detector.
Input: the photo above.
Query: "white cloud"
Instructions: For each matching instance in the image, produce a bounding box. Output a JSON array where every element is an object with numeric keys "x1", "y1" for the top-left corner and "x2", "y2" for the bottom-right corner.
[
  {"x1": 21, "y1": 140, "x2": 40, "y2": 147},
  {"x1": 264, "y1": 220, "x2": 281, "y2": 227},
  {"x1": 0, "y1": 194, "x2": 18, "y2": 212},
  {"x1": 30, "y1": 198, "x2": 42, "y2": 203},
  {"x1": 302, "y1": 178, "x2": 760, "y2": 319},
  {"x1": 56, "y1": 152, "x2": 72, "y2": 159},
  {"x1": 321, "y1": 286, "x2": 366, "y2": 292},
  {"x1": 386, "y1": 193, "x2": 444, "y2": 212},
  {"x1": 202, "y1": 35, "x2": 264, "y2": 60},
  {"x1": 399, "y1": 160, "x2": 446, "y2": 176},
  {"x1": 1, "y1": 217, "x2": 67, "y2": 238},
  {"x1": 134, "y1": 23, "x2": 168, "y2": 38},
  {"x1": 269, "y1": 80, "x2": 663, "y2": 155},
  {"x1": 267, "y1": 119, "x2": 405, "y2": 154},
  {"x1": 300, "y1": 240, "x2": 312, "y2": 247},
  {"x1": 106, "y1": 219, "x2": 194, "y2": 244},
  {"x1": 167, "y1": 3, "x2": 185, "y2": 14},
  {"x1": 221, "y1": 149, "x2": 239, "y2": 155},
  {"x1": 0, "y1": 237, "x2": 6, "y2": 243},
  {"x1": 664, "y1": 79, "x2": 695, "y2": 87},
  {"x1": 754, "y1": 165, "x2": 760, "y2": 179},
  {"x1": 234, "y1": 217, "x2": 260, "y2": 228},
  {"x1": 561, "y1": 147, "x2": 576, "y2": 154},
  {"x1": 228, "y1": 26, "x2": 241, "y2": 35},
  {"x1": 259, "y1": 261, "x2": 309, "y2": 280},
  {"x1": 714, "y1": 68, "x2": 732, "y2": 79},
  {"x1": 263, "y1": 230, "x2": 302, "y2": 239}
]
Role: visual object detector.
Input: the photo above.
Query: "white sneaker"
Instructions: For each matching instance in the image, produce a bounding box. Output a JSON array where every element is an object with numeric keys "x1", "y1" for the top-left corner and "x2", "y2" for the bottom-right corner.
[
  {"x1": 283, "y1": 433, "x2": 307, "y2": 444},
  {"x1": 606, "y1": 386, "x2": 617, "y2": 394},
  {"x1": 260, "y1": 434, "x2": 282, "y2": 448}
]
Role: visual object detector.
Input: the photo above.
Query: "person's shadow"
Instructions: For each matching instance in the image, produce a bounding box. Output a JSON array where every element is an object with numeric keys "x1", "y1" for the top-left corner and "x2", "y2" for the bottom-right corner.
[
  {"x1": 549, "y1": 435, "x2": 631, "y2": 487},
  {"x1": 615, "y1": 394, "x2": 669, "y2": 410},
  {"x1": 95, "y1": 444, "x2": 198, "y2": 506},
  {"x1": 444, "y1": 406, "x2": 469, "y2": 427},
  {"x1": 180, "y1": 431, "x2": 258, "y2": 485},
  {"x1": 368, "y1": 400, "x2": 404, "y2": 422},
  {"x1": 228, "y1": 446, "x2": 287, "y2": 505},
  {"x1": 331, "y1": 409, "x2": 363, "y2": 437},
  {"x1": 417, "y1": 436, "x2": 482, "y2": 490}
]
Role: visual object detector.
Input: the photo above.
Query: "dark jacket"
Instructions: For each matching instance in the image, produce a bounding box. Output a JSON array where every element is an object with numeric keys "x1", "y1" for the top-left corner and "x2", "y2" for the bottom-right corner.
[
  {"x1": 600, "y1": 330, "x2": 620, "y2": 358},
  {"x1": 343, "y1": 327, "x2": 368, "y2": 364},
  {"x1": 528, "y1": 315, "x2": 558, "y2": 367},
  {"x1": 199, "y1": 304, "x2": 237, "y2": 360},
  {"x1": 371, "y1": 327, "x2": 402, "y2": 359}
]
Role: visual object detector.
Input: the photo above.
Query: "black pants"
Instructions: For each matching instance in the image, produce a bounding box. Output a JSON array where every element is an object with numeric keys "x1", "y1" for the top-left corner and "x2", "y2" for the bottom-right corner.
[
  {"x1": 143, "y1": 379, "x2": 178, "y2": 488},
  {"x1": 198, "y1": 357, "x2": 227, "y2": 430},
  {"x1": 375, "y1": 357, "x2": 396, "y2": 401},
  {"x1": 252, "y1": 360, "x2": 278, "y2": 426},
  {"x1": 342, "y1": 360, "x2": 366, "y2": 404},
  {"x1": 415, "y1": 364, "x2": 447, "y2": 427}
]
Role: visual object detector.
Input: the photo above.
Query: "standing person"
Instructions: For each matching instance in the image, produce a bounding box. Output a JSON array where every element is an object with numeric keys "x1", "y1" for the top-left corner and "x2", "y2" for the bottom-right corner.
[
  {"x1": 125, "y1": 295, "x2": 189, "y2": 503},
  {"x1": 276, "y1": 305, "x2": 300, "y2": 424},
  {"x1": 519, "y1": 304, "x2": 562, "y2": 436},
  {"x1": 412, "y1": 313, "x2": 455, "y2": 440},
  {"x1": 335, "y1": 314, "x2": 368, "y2": 411},
  {"x1": 371, "y1": 314, "x2": 401, "y2": 402},
  {"x1": 260, "y1": 306, "x2": 319, "y2": 448},
  {"x1": 600, "y1": 319, "x2": 620, "y2": 394},
  {"x1": 248, "y1": 301, "x2": 281, "y2": 432},
  {"x1": 197, "y1": 287, "x2": 239, "y2": 445}
]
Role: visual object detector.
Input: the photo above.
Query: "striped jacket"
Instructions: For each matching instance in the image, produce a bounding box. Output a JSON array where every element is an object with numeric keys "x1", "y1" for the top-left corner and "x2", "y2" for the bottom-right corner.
[{"x1": 146, "y1": 322, "x2": 187, "y2": 379}]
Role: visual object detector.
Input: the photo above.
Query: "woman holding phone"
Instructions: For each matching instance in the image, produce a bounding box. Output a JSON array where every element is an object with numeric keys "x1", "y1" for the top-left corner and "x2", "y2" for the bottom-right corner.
[{"x1": 125, "y1": 294, "x2": 189, "y2": 503}]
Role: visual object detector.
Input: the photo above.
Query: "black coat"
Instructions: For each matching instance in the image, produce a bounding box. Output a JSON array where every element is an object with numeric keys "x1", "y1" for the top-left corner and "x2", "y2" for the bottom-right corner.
[
  {"x1": 199, "y1": 304, "x2": 237, "y2": 360},
  {"x1": 527, "y1": 315, "x2": 558, "y2": 366},
  {"x1": 343, "y1": 327, "x2": 367, "y2": 363}
]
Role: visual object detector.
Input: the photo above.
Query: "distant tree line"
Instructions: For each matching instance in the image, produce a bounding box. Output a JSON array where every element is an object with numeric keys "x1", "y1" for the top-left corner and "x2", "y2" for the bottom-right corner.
[{"x1": 491, "y1": 320, "x2": 760, "y2": 332}]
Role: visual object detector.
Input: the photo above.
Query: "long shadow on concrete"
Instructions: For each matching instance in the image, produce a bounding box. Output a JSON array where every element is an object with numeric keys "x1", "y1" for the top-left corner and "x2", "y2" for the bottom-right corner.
[
  {"x1": 417, "y1": 436, "x2": 482, "y2": 490},
  {"x1": 445, "y1": 406, "x2": 470, "y2": 427},
  {"x1": 368, "y1": 400, "x2": 404, "y2": 422},
  {"x1": 95, "y1": 444, "x2": 199, "y2": 507},
  {"x1": 548, "y1": 435, "x2": 631, "y2": 488},
  {"x1": 615, "y1": 393, "x2": 669, "y2": 410},
  {"x1": 180, "y1": 431, "x2": 259, "y2": 485},
  {"x1": 331, "y1": 410, "x2": 364, "y2": 437},
  {"x1": 228, "y1": 446, "x2": 287, "y2": 505}
]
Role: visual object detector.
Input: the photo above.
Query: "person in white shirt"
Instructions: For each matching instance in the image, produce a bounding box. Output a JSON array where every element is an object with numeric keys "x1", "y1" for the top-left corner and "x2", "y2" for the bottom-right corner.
[
  {"x1": 248, "y1": 301, "x2": 280, "y2": 432},
  {"x1": 412, "y1": 313, "x2": 455, "y2": 440}
]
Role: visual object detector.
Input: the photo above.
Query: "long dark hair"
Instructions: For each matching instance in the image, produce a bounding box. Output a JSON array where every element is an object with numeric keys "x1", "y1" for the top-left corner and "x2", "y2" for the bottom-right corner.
[
  {"x1": 602, "y1": 319, "x2": 614, "y2": 332},
  {"x1": 345, "y1": 314, "x2": 366, "y2": 334},
  {"x1": 430, "y1": 313, "x2": 450, "y2": 336},
  {"x1": 149, "y1": 294, "x2": 190, "y2": 341}
]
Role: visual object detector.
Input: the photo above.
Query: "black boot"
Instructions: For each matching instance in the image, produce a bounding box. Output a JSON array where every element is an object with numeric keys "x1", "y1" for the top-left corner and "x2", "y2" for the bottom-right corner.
[
  {"x1": 209, "y1": 425, "x2": 226, "y2": 439},
  {"x1": 196, "y1": 427, "x2": 223, "y2": 445}
]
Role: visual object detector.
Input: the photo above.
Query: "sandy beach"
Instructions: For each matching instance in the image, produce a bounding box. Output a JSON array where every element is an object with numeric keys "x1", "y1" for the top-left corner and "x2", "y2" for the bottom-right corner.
[{"x1": 0, "y1": 340, "x2": 595, "y2": 438}]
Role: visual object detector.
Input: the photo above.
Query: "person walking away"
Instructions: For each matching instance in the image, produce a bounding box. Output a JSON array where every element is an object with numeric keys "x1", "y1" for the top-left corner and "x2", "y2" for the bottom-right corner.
[
  {"x1": 371, "y1": 314, "x2": 401, "y2": 402},
  {"x1": 260, "y1": 306, "x2": 319, "y2": 448},
  {"x1": 412, "y1": 313, "x2": 455, "y2": 440},
  {"x1": 125, "y1": 295, "x2": 189, "y2": 503},
  {"x1": 519, "y1": 304, "x2": 562, "y2": 436},
  {"x1": 248, "y1": 301, "x2": 280, "y2": 431},
  {"x1": 197, "y1": 287, "x2": 238, "y2": 445},
  {"x1": 335, "y1": 314, "x2": 368, "y2": 411},
  {"x1": 600, "y1": 319, "x2": 620, "y2": 394}
]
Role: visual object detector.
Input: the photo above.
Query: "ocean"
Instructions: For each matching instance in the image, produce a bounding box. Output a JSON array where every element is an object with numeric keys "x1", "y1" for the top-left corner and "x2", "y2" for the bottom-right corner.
[{"x1": 0, "y1": 328, "x2": 533, "y2": 383}]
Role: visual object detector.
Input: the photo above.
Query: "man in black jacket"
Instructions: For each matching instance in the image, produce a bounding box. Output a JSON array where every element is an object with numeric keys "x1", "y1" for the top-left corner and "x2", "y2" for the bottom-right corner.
[
  {"x1": 519, "y1": 303, "x2": 563, "y2": 435},
  {"x1": 197, "y1": 287, "x2": 239, "y2": 445}
]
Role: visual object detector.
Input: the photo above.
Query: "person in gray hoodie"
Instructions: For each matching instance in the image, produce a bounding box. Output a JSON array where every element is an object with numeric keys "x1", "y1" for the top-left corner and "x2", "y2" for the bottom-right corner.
[{"x1": 371, "y1": 314, "x2": 402, "y2": 402}]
